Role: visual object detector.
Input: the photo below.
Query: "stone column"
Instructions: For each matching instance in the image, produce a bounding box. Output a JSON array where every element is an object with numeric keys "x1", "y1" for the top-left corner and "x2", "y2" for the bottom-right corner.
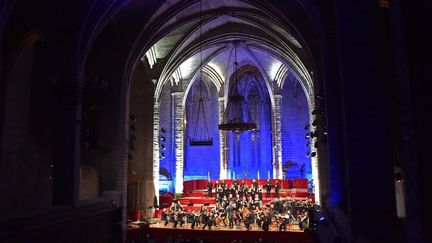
[
  {"x1": 310, "y1": 111, "x2": 320, "y2": 204},
  {"x1": 152, "y1": 101, "x2": 160, "y2": 203},
  {"x1": 218, "y1": 97, "x2": 228, "y2": 179},
  {"x1": 172, "y1": 91, "x2": 184, "y2": 193},
  {"x1": 272, "y1": 94, "x2": 283, "y2": 179}
]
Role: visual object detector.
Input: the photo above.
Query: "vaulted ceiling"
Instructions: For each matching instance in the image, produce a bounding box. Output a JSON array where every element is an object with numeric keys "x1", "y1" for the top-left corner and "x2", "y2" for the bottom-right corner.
[{"x1": 140, "y1": 0, "x2": 315, "y2": 103}]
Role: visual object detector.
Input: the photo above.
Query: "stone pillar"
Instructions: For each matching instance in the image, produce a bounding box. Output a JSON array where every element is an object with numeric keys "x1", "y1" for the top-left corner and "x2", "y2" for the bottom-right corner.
[
  {"x1": 272, "y1": 94, "x2": 283, "y2": 179},
  {"x1": 152, "y1": 101, "x2": 160, "y2": 203},
  {"x1": 172, "y1": 92, "x2": 184, "y2": 193},
  {"x1": 218, "y1": 97, "x2": 228, "y2": 179},
  {"x1": 310, "y1": 111, "x2": 320, "y2": 204}
]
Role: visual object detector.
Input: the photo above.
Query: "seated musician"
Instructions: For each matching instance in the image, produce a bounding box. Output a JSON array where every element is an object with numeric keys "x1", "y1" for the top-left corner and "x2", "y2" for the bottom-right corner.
[
  {"x1": 278, "y1": 210, "x2": 294, "y2": 231},
  {"x1": 161, "y1": 208, "x2": 169, "y2": 226},
  {"x1": 244, "y1": 211, "x2": 255, "y2": 231},
  {"x1": 299, "y1": 211, "x2": 310, "y2": 230}
]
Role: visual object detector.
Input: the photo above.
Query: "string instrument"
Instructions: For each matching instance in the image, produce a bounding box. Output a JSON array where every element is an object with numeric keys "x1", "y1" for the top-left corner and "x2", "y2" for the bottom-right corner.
[
  {"x1": 214, "y1": 213, "x2": 223, "y2": 226},
  {"x1": 242, "y1": 207, "x2": 249, "y2": 221}
]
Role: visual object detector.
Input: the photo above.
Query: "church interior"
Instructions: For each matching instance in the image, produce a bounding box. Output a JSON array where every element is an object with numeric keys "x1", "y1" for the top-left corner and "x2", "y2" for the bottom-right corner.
[{"x1": 0, "y1": 0, "x2": 431, "y2": 242}]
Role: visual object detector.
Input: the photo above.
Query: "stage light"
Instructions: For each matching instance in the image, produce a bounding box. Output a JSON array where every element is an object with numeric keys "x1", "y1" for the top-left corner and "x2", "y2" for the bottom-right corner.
[
  {"x1": 312, "y1": 119, "x2": 317, "y2": 126},
  {"x1": 311, "y1": 152, "x2": 316, "y2": 157},
  {"x1": 304, "y1": 124, "x2": 310, "y2": 130},
  {"x1": 310, "y1": 131, "x2": 316, "y2": 138},
  {"x1": 306, "y1": 142, "x2": 311, "y2": 147},
  {"x1": 161, "y1": 127, "x2": 166, "y2": 133},
  {"x1": 160, "y1": 136, "x2": 166, "y2": 142},
  {"x1": 319, "y1": 216, "x2": 325, "y2": 221},
  {"x1": 160, "y1": 152, "x2": 165, "y2": 159},
  {"x1": 160, "y1": 144, "x2": 166, "y2": 150},
  {"x1": 306, "y1": 151, "x2": 311, "y2": 157},
  {"x1": 305, "y1": 133, "x2": 311, "y2": 139}
]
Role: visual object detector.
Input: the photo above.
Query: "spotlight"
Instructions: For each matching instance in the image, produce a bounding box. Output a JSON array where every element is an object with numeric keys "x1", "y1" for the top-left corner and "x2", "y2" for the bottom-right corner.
[
  {"x1": 306, "y1": 142, "x2": 311, "y2": 147},
  {"x1": 160, "y1": 136, "x2": 166, "y2": 142},
  {"x1": 312, "y1": 109, "x2": 318, "y2": 115},
  {"x1": 310, "y1": 132, "x2": 316, "y2": 138},
  {"x1": 319, "y1": 216, "x2": 325, "y2": 221},
  {"x1": 161, "y1": 127, "x2": 166, "y2": 133},
  {"x1": 160, "y1": 144, "x2": 166, "y2": 150},
  {"x1": 305, "y1": 133, "x2": 311, "y2": 139},
  {"x1": 304, "y1": 124, "x2": 310, "y2": 130},
  {"x1": 160, "y1": 152, "x2": 165, "y2": 159},
  {"x1": 306, "y1": 151, "x2": 311, "y2": 157},
  {"x1": 311, "y1": 152, "x2": 317, "y2": 157}
]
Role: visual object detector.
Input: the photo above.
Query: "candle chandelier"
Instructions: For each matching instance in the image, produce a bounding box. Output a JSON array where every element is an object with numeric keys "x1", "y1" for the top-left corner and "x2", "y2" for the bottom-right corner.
[{"x1": 218, "y1": 41, "x2": 257, "y2": 134}]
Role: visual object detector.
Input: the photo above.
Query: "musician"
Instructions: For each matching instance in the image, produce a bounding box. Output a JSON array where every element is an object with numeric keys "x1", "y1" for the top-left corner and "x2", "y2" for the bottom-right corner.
[
  {"x1": 233, "y1": 179, "x2": 239, "y2": 191},
  {"x1": 241, "y1": 182, "x2": 249, "y2": 198},
  {"x1": 201, "y1": 211, "x2": 212, "y2": 230},
  {"x1": 190, "y1": 210, "x2": 200, "y2": 229},
  {"x1": 261, "y1": 214, "x2": 270, "y2": 231},
  {"x1": 244, "y1": 211, "x2": 255, "y2": 231},
  {"x1": 161, "y1": 208, "x2": 169, "y2": 226},
  {"x1": 226, "y1": 203, "x2": 235, "y2": 228},
  {"x1": 252, "y1": 179, "x2": 258, "y2": 189},
  {"x1": 214, "y1": 180, "x2": 219, "y2": 191},
  {"x1": 177, "y1": 210, "x2": 186, "y2": 227},
  {"x1": 257, "y1": 185, "x2": 263, "y2": 200},
  {"x1": 274, "y1": 180, "x2": 281, "y2": 198},
  {"x1": 170, "y1": 200, "x2": 183, "y2": 211},
  {"x1": 207, "y1": 179, "x2": 213, "y2": 197},
  {"x1": 264, "y1": 179, "x2": 272, "y2": 198},
  {"x1": 234, "y1": 209, "x2": 243, "y2": 226},
  {"x1": 299, "y1": 211, "x2": 310, "y2": 230},
  {"x1": 217, "y1": 185, "x2": 224, "y2": 199},
  {"x1": 171, "y1": 210, "x2": 179, "y2": 228}
]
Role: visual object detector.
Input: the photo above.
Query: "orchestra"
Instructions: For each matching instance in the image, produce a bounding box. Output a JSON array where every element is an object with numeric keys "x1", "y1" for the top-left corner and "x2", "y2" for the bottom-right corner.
[{"x1": 158, "y1": 179, "x2": 318, "y2": 232}]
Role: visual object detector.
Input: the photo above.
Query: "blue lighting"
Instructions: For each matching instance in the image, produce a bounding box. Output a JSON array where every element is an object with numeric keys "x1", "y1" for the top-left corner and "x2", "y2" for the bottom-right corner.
[{"x1": 158, "y1": 71, "x2": 313, "y2": 192}]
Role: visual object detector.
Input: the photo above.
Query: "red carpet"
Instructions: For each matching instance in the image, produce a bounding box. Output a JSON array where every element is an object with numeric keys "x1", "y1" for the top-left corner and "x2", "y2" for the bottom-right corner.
[{"x1": 127, "y1": 227, "x2": 317, "y2": 243}]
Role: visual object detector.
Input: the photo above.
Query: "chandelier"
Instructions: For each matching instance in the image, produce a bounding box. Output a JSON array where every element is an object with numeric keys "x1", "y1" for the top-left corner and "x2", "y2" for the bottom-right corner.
[{"x1": 218, "y1": 42, "x2": 257, "y2": 134}]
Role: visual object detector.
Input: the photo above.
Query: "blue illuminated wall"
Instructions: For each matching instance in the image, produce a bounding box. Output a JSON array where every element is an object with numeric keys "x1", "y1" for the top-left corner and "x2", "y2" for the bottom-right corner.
[
  {"x1": 280, "y1": 75, "x2": 311, "y2": 179},
  {"x1": 227, "y1": 73, "x2": 273, "y2": 179},
  {"x1": 184, "y1": 79, "x2": 220, "y2": 180}
]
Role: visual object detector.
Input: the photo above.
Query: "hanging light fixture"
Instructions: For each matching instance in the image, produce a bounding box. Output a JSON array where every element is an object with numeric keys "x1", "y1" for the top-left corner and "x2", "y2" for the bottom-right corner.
[
  {"x1": 218, "y1": 41, "x2": 257, "y2": 134},
  {"x1": 189, "y1": 0, "x2": 213, "y2": 146}
]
